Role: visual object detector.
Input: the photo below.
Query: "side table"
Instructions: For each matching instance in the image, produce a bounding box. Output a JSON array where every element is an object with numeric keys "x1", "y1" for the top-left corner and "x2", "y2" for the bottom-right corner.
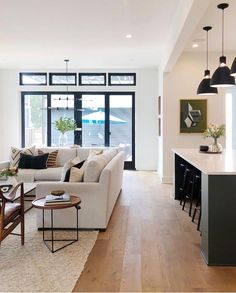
[{"x1": 32, "y1": 195, "x2": 81, "y2": 253}]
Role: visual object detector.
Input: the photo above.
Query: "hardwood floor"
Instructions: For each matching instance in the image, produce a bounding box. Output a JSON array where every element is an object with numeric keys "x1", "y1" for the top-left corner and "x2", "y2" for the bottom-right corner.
[{"x1": 73, "y1": 171, "x2": 236, "y2": 292}]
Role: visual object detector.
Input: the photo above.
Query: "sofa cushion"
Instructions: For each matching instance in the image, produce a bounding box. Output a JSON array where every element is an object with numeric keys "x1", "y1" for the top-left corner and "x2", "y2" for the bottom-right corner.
[
  {"x1": 18, "y1": 153, "x2": 49, "y2": 169},
  {"x1": 34, "y1": 167, "x2": 63, "y2": 181},
  {"x1": 83, "y1": 154, "x2": 107, "y2": 182},
  {"x1": 102, "y1": 149, "x2": 118, "y2": 165},
  {"x1": 60, "y1": 160, "x2": 74, "y2": 181},
  {"x1": 64, "y1": 160, "x2": 86, "y2": 182},
  {"x1": 38, "y1": 148, "x2": 77, "y2": 167},
  {"x1": 10, "y1": 146, "x2": 36, "y2": 168},
  {"x1": 17, "y1": 169, "x2": 36, "y2": 183},
  {"x1": 38, "y1": 149, "x2": 58, "y2": 167}
]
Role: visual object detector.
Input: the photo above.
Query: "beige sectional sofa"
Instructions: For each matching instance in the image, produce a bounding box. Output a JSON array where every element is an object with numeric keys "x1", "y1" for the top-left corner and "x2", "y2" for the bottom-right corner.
[{"x1": 0, "y1": 147, "x2": 125, "y2": 229}]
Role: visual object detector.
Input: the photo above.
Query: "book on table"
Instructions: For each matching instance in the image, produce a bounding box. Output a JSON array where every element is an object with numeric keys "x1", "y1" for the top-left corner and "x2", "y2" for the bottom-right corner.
[{"x1": 45, "y1": 193, "x2": 71, "y2": 205}]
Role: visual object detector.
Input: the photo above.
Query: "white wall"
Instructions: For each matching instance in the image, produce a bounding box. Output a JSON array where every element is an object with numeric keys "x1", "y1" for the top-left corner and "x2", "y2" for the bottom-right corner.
[
  {"x1": 161, "y1": 52, "x2": 235, "y2": 183},
  {"x1": 0, "y1": 68, "x2": 158, "y2": 170}
]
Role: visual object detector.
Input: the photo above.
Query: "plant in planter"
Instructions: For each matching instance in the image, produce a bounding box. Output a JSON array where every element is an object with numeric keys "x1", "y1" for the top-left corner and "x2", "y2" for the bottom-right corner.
[
  {"x1": 53, "y1": 117, "x2": 77, "y2": 146},
  {"x1": 0, "y1": 167, "x2": 18, "y2": 185},
  {"x1": 203, "y1": 123, "x2": 225, "y2": 153}
]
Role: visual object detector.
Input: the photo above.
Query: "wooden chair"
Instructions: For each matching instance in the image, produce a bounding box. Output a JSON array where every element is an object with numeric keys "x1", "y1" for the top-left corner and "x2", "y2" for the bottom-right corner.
[{"x1": 0, "y1": 182, "x2": 24, "y2": 245}]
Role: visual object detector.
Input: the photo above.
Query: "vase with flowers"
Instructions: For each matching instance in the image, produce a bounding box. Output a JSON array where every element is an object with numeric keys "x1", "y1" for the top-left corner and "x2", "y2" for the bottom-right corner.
[
  {"x1": 0, "y1": 167, "x2": 18, "y2": 185},
  {"x1": 203, "y1": 123, "x2": 225, "y2": 153},
  {"x1": 53, "y1": 117, "x2": 77, "y2": 147}
]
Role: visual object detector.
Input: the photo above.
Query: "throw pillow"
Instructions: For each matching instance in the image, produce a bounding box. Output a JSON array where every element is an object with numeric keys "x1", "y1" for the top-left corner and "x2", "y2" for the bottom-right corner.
[
  {"x1": 60, "y1": 159, "x2": 74, "y2": 181},
  {"x1": 10, "y1": 146, "x2": 36, "y2": 168},
  {"x1": 38, "y1": 149, "x2": 58, "y2": 167},
  {"x1": 64, "y1": 160, "x2": 86, "y2": 182},
  {"x1": 18, "y1": 153, "x2": 49, "y2": 169}
]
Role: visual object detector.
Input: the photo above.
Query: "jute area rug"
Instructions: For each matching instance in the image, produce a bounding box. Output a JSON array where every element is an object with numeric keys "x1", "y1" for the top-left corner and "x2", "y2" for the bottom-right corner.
[{"x1": 0, "y1": 209, "x2": 98, "y2": 292}]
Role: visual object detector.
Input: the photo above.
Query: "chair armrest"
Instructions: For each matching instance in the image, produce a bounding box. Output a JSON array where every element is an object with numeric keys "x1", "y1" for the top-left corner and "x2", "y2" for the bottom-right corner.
[{"x1": 1, "y1": 182, "x2": 24, "y2": 202}]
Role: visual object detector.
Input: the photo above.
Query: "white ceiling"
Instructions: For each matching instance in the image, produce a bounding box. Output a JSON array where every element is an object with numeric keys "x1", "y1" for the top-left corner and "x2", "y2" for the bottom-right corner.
[
  {"x1": 186, "y1": 0, "x2": 236, "y2": 53},
  {"x1": 0, "y1": 0, "x2": 188, "y2": 69}
]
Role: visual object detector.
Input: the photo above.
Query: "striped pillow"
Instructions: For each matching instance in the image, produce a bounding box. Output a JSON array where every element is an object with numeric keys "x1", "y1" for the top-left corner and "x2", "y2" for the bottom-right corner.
[
  {"x1": 10, "y1": 146, "x2": 36, "y2": 168},
  {"x1": 38, "y1": 149, "x2": 58, "y2": 167}
]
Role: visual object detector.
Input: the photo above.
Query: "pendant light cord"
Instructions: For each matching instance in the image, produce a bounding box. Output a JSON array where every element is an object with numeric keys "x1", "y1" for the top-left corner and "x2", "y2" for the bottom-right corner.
[
  {"x1": 206, "y1": 30, "x2": 209, "y2": 70},
  {"x1": 222, "y1": 8, "x2": 224, "y2": 56}
]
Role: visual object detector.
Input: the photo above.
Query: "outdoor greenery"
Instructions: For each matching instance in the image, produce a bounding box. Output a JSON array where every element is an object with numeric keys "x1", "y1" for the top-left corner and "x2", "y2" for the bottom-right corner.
[{"x1": 53, "y1": 117, "x2": 77, "y2": 134}]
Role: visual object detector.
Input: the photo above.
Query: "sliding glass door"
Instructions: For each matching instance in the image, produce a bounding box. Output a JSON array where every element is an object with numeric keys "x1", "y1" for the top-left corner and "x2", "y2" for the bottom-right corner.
[
  {"x1": 21, "y1": 91, "x2": 135, "y2": 169},
  {"x1": 80, "y1": 94, "x2": 105, "y2": 147},
  {"x1": 77, "y1": 92, "x2": 135, "y2": 169},
  {"x1": 109, "y1": 94, "x2": 133, "y2": 165}
]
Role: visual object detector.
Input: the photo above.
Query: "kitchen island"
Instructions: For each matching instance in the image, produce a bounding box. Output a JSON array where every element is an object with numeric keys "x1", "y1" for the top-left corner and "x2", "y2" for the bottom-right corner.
[{"x1": 173, "y1": 148, "x2": 236, "y2": 266}]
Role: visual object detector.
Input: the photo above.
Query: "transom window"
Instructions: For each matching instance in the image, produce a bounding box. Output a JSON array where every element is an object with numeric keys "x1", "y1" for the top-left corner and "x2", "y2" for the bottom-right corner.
[
  {"x1": 79, "y1": 73, "x2": 106, "y2": 86},
  {"x1": 49, "y1": 73, "x2": 77, "y2": 85},
  {"x1": 19, "y1": 73, "x2": 47, "y2": 85},
  {"x1": 108, "y1": 73, "x2": 136, "y2": 86}
]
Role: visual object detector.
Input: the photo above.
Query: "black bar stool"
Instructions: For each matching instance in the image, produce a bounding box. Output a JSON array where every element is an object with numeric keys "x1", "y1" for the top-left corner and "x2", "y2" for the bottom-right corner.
[
  {"x1": 182, "y1": 172, "x2": 200, "y2": 217},
  {"x1": 179, "y1": 165, "x2": 192, "y2": 206},
  {"x1": 192, "y1": 183, "x2": 201, "y2": 231}
]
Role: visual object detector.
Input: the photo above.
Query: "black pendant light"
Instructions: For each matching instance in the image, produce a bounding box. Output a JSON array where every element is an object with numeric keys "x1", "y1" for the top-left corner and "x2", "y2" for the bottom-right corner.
[
  {"x1": 197, "y1": 26, "x2": 218, "y2": 95},
  {"x1": 210, "y1": 3, "x2": 235, "y2": 88},
  {"x1": 230, "y1": 57, "x2": 236, "y2": 76}
]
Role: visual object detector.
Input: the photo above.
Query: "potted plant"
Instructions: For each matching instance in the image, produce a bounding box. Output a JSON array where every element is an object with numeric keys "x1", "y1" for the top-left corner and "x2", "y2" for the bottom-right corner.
[
  {"x1": 53, "y1": 117, "x2": 77, "y2": 146},
  {"x1": 203, "y1": 123, "x2": 225, "y2": 153},
  {"x1": 0, "y1": 167, "x2": 18, "y2": 185}
]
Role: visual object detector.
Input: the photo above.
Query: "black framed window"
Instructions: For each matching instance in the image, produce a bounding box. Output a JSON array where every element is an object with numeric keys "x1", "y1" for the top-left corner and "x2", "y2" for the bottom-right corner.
[
  {"x1": 21, "y1": 91, "x2": 135, "y2": 170},
  {"x1": 79, "y1": 73, "x2": 106, "y2": 86},
  {"x1": 49, "y1": 73, "x2": 77, "y2": 85},
  {"x1": 108, "y1": 73, "x2": 136, "y2": 86},
  {"x1": 19, "y1": 73, "x2": 47, "y2": 85}
]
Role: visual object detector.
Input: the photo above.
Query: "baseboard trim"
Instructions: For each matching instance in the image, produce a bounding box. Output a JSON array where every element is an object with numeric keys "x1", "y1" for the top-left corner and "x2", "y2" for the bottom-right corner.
[{"x1": 161, "y1": 176, "x2": 173, "y2": 184}]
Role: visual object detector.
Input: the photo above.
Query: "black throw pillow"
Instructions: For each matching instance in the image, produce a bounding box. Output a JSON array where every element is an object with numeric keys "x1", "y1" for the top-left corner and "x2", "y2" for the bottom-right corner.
[
  {"x1": 18, "y1": 153, "x2": 49, "y2": 169},
  {"x1": 64, "y1": 160, "x2": 85, "y2": 182}
]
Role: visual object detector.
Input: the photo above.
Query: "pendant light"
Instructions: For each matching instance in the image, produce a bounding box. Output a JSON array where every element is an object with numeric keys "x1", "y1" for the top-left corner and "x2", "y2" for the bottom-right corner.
[
  {"x1": 230, "y1": 57, "x2": 236, "y2": 76},
  {"x1": 210, "y1": 3, "x2": 235, "y2": 88},
  {"x1": 197, "y1": 26, "x2": 218, "y2": 95}
]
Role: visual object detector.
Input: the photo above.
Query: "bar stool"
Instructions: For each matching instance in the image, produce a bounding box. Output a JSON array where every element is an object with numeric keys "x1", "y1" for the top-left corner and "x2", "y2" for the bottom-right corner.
[
  {"x1": 182, "y1": 172, "x2": 200, "y2": 217},
  {"x1": 192, "y1": 184, "x2": 201, "y2": 231},
  {"x1": 179, "y1": 165, "x2": 192, "y2": 206}
]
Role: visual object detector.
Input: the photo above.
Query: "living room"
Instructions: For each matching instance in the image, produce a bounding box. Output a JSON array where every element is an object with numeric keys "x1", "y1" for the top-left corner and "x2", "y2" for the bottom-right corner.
[{"x1": 1, "y1": 0, "x2": 236, "y2": 292}]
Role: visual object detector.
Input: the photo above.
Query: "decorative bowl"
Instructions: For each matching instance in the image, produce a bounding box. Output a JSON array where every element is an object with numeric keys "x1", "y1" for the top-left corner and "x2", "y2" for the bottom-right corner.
[{"x1": 51, "y1": 190, "x2": 65, "y2": 196}]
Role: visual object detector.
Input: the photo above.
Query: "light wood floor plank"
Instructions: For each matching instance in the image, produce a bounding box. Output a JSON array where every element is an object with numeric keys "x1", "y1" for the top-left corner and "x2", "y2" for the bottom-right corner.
[{"x1": 73, "y1": 171, "x2": 236, "y2": 292}]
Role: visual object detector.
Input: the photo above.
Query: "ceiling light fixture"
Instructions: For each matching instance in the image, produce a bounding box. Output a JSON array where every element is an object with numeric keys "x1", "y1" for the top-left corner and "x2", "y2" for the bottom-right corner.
[
  {"x1": 192, "y1": 43, "x2": 199, "y2": 48},
  {"x1": 210, "y1": 3, "x2": 235, "y2": 88},
  {"x1": 197, "y1": 26, "x2": 218, "y2": 95},
  {"x1": 126, "y1": 34, "x2": 132, "y2": 39},
  {"x1": 230, "y1": 57, "x2": 236, "y2": 76}
]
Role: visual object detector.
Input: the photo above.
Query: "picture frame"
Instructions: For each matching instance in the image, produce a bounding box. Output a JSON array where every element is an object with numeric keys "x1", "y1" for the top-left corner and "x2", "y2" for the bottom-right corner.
[{"x1": 180, "y1": 99, "x2": 207, "y2": 134}]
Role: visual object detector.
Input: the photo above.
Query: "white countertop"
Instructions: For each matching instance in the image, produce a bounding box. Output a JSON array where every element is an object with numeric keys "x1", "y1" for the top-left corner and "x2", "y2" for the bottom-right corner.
[{"x1": 172, "y1": 148, "x2": 236, "y2": 175}]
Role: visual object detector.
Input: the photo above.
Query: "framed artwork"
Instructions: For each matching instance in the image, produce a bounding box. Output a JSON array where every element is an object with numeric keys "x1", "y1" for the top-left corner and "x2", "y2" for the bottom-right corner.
[{"x1": 180, "y1": 99, "x2": 207, "y2": 133}]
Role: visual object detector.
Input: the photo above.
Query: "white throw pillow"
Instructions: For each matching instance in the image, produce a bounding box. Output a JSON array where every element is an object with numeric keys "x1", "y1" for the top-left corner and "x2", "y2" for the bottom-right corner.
[
  {"x1": 60, "y1": 159, "x2": 74, "y2": 181},
  {"x1": 71, "y1": 155, "x2": 81, "y2": 165},
  {"x1": 69, "y1": 165, "x2": 85, "y2": 182},
  {"x1": 10, "y1": 146, "x2": 36, "y2": 168},
  {"x1": 83, "y1": 154, "x2": 106, "y2": 182}
]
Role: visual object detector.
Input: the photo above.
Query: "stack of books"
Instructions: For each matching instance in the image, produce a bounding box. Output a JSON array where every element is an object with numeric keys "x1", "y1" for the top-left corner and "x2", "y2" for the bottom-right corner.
[{"x1": 45, "y1": 193, "x2": 71, "y2": 206}]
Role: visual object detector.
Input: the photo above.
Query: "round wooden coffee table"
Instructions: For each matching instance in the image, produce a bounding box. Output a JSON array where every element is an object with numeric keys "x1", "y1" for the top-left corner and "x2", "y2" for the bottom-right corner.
[{"x1": 32, "y1": 195, "x2": 81, "y2": 253}]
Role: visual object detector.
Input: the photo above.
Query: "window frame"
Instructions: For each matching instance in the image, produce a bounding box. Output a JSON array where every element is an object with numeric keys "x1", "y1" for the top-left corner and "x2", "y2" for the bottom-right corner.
[
  {"x1": 21, "y1": 90, "x2": 135, "y2": 170},
  {"x1": 19, "y1": 72, "x2": 47, "y2": 86},
  {"x1": 108, "y1": 73, "x2": 136, "y2": 86},
  {"x1": 79, "y1": 73, "x2": 106, "y2": 86},
  {"x1": 49, "y1": 73, "x2": 77, "y2": 86}
]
